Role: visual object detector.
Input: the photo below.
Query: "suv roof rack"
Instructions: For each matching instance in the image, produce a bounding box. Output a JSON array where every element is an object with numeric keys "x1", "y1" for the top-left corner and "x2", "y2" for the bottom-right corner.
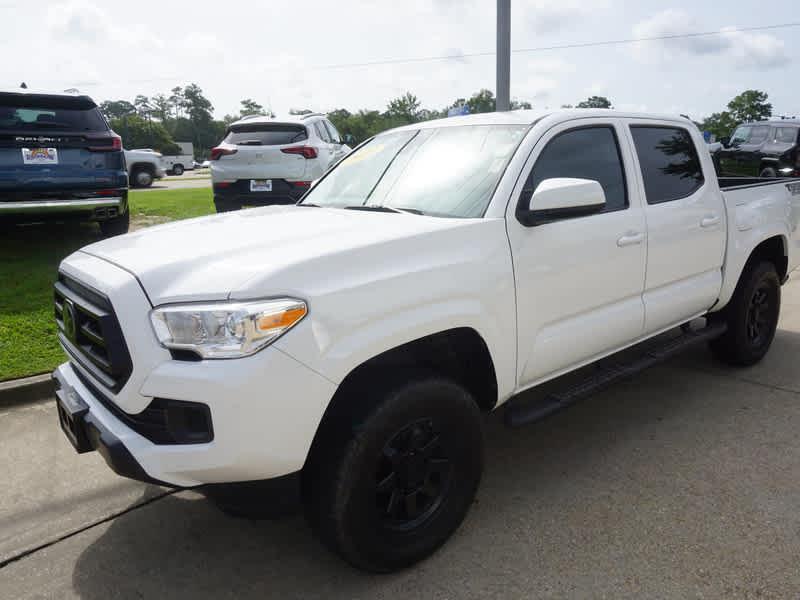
[
  {"x1": 299, "y1": 113, "x2": 325, "y2": 120},
  {"x1": 238, "y1": 114, "x2": 271, "y2": 121}
]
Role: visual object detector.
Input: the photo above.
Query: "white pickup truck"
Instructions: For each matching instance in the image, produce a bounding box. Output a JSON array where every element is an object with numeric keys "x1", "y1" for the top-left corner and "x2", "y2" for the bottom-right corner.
[
  {"x1": 124, "y1": 148, "x2": 165, "y2": 188},
  {"x1": 52, "y1": 110, "x2": 800, "y2": 572}
]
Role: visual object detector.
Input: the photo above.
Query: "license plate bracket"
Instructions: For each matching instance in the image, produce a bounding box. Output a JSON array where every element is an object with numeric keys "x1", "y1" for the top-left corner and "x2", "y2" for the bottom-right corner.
[
  {"x1": 250, "y1": 179, "x2": 272, "y2": 192},
  {"x1": 56, "y1": 385, "x2": 93, "y2": 453}
]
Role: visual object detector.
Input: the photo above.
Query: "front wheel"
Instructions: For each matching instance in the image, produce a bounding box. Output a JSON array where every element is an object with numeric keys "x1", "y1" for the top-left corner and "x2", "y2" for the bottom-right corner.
[
  {"x1": 172, "y1": 164, "x2": 184, "y2": 176},
  {"x1": 709, "y1": 260, "x2": 780, "y2": 366},
  {"x1": 130, "y1": 167, "x2": 154, "y2": 188},
  {"x1": 303, "y1": 374, "x2": 484, "y2": 572}
]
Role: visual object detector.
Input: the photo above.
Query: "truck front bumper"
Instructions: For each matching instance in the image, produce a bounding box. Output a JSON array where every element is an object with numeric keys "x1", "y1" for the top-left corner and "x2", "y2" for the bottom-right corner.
[{"x1": 53, "y1": 345, "x2": 337, "y2": 488}]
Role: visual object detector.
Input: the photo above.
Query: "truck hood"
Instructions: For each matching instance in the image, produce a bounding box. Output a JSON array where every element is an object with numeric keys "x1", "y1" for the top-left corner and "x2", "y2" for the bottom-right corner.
[{"x1": 79, "y1": 205, "x2": 481, "y2": 305}]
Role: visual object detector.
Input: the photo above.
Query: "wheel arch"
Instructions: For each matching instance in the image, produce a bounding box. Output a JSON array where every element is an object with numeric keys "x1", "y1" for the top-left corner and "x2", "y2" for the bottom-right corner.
[
  {"x1": 303, "y1": 327, "x2": 499, "y2": 470},
  {"x1": 715, "y1": 233, "x2": 789, "y2": 312}
]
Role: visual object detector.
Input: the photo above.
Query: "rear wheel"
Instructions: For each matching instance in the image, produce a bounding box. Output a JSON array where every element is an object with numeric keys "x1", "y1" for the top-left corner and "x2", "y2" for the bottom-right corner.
[
  {"x1": 709, "y1": 260, "x2": 780, "y2": 366},
  {"x1": 99, "y1": 210, "x2": 130, "y2": 237},
  {"x1": 172, "y1": 164, "x2": 184, "y2": 176},
  {"x1": 759, "y1": 167, "x2": 777, "y2": 178},
  {"x1": 303, "y1": 373, "x2": 484, "y2": 572}
]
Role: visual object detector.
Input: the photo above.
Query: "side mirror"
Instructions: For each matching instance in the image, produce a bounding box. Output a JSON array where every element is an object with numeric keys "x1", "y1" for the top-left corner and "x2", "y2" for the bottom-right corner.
[
  {"x1": 519, "y1": 178, "x2": 606, "y2": 226},
  {"x1": 342, "y1": 133, "x2": 355, "y2": 145},
  {"x1": 719, "y1": 136, "x2": 730, "y2": 148}
]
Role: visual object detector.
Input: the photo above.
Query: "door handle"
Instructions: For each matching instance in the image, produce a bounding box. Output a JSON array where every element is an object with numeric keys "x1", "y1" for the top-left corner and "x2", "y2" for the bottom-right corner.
[
  {"x1": 701, "y1": 215, "x2": 720, "y2": 228},
  {"x1": 617, "y1": 232, "x2": 644, "y2": 247}
]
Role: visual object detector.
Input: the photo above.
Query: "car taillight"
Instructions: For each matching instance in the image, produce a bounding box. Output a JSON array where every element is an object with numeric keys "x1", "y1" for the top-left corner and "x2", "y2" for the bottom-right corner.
[
  {"x1": 281, "y1": 146, "x2": 318, "y2": 159},
  {"x1": 87, "y1": 134, "x2": 122, "y2": 152},
  {"x1": 291, "y1": 181, "x2": 312, "y2": 187},
  {"x1": 210, "y1": 147, "x2": 238, "y2": 160}
]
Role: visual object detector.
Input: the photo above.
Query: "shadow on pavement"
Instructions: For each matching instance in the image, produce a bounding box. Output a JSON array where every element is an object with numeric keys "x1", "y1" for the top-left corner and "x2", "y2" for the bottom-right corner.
[{"x1": 67, "y1": 340, "x2": 800, "y2": 598}]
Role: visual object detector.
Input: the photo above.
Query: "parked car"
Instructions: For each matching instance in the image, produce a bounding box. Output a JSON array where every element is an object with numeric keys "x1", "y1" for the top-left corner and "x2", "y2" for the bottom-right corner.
[
  {"x1": 161, "y1": 141, "x2": 194, "y2": 176},
  {"x1": 52, "y1": 110, "x2": 800, "y2": 571},
  {"x1": 124, "y1": 148, "x2": 165, "y2": 188},
  {"x1": 0, "y1": 88, "x2": 129, "y2": 236},
  {"x1": 210, "y1": 113, "x2": 353, "y2": 212},
  {"x1": 714, "y1": 120, "x2": 800, "y2": 178}
]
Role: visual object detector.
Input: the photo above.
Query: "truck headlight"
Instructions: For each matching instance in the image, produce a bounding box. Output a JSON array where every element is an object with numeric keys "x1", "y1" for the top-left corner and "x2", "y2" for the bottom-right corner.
[{"x1": 150, "y1": 299, "x2": 307, "y2": 359}]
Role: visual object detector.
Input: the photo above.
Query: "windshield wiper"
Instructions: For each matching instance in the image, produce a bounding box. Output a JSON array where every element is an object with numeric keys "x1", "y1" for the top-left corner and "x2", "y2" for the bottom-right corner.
[{"x1": 343, "y1": 205, "x2": 425, "y2": 215}]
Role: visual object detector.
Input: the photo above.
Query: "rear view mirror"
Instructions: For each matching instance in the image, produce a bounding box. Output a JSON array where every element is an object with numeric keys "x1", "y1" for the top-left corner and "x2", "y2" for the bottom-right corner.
[{"x1": 719, "y1": 136, "x2": 730, "y2": 148}]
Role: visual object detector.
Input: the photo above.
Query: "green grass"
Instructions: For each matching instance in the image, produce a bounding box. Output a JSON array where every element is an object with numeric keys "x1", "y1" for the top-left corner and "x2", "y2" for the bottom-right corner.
[{"x1": 0, "y1": 188, "x2": 215, "y2": 381}]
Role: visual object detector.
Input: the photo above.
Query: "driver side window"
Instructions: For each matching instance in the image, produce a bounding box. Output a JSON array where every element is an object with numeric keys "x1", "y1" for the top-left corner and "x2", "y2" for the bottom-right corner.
[{"x1": 520, "y1": 125, "x2": 628, "y2": 214}]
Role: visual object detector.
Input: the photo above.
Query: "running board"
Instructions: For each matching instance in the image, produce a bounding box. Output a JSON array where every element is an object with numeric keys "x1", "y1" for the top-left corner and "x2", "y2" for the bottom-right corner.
[{"x1": 504, "y1": 321, "x2": 727, "y2": 428}]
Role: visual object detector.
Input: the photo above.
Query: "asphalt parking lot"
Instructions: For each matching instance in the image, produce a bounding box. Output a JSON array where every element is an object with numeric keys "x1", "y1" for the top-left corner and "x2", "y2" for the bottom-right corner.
[
  {"x1": 2, "y1": 277, "x2": 800, "y2": 599},
  {"x1": 142, "y1": 172, "x2": 211, "y2": 191}
]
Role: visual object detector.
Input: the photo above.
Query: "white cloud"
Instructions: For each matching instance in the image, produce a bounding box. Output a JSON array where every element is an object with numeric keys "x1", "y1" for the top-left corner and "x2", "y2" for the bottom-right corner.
[
  {"x1": 518, "y1": 0, "x2": 609, "y2": 35},
  {"x1": 632, "y1": 9, "x2": 788, "y2": 69}
]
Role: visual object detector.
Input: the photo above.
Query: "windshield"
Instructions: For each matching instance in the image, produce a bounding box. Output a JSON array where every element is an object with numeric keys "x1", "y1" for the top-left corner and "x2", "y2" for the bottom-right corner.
[
  {"x1": 301, "y1": 124, "x2": 528, "y2": 218},
  {"x1": 224, "y1": 123, "x2": 307, "y2": 146},
  {"x1": 0, "y1": 94, "x2": 107, "y2": 132}
]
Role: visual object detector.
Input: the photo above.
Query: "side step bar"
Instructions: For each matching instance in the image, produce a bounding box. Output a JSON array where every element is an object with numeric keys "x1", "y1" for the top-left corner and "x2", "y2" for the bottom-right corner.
[{"x1": 504, "y1": 321, "x2": 727, "y2": 428}]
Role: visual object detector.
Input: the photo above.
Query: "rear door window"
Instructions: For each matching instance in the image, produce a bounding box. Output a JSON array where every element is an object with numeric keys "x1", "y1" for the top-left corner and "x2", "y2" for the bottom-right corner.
[
  {"x1": 315, "y1": 122, "x2": 332, "y2": 143},
  {"x1": 776, "y1": 127, "x2": 799, "y2": 144},
  {"x1": 224, "y1": 124, "x2": 307, "y2": 146},
  {"x1": 323, "y1": 120, "x2": 341, "y2": 143},
  {"x1": 0, "y1": 93, "x2": 107, "y2": 132},
  {"x1": 630, "y1": 126, "x2": 704, "y2": 204}
]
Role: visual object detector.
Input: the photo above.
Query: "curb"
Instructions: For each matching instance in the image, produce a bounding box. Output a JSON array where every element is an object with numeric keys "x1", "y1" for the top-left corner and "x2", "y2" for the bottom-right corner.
[{"x1": 0, "y1": 373, "x2": 55, "y2": 408}]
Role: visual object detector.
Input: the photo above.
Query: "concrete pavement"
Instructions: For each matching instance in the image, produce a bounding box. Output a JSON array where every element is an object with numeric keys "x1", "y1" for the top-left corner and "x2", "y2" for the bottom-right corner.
[{"x1": 2, "y1": 279, "x2": 800, "y2": 598}]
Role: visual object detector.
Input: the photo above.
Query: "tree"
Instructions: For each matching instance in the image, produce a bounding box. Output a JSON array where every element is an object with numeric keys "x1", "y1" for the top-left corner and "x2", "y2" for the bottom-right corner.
[
  {"x1": 511, "y1": 100, "x2": 532, "y2": 110},
  {"x1": 239, "y1": 98, "x2": 266, "y2": 118},
  {"x1": 726, "y1": 90, "x2": 772, "y2": 125},
  {"x1": 150, "y1": 94, "x2": 171, "y2": 122},
  {"x1": 110, "y1": 115, "x2": 180, "y2": 154},
  {"x1": 133, "y1": 95, "x2": 152, "y2": 118},
  {"x1": 700, "y1": 111, "x2": 738, "y2": 140},
  {"x1": 168, "y1": 86, "x2": 184, "y2": 119},
  {"x1": 466, "y1": 89, "x2": 496, "y2": 114},
  {"x1": 182, "y1": 83, "x2": 214, "y2": 124},
  {"x1": 99, "y1": 100, "x2": 136, "y2": 120},
  {"x1": 576, "y1": 96, "x2": 612, "y2": 109},
  {"x1": 386, "y1": 92, "x2": 421, "y2": 122}
]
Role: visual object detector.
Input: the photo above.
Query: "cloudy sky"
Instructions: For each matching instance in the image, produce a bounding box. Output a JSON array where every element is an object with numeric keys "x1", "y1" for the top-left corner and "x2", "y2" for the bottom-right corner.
[{"x1": 2, "y1": 0, "x2": 798, "y2": 120}]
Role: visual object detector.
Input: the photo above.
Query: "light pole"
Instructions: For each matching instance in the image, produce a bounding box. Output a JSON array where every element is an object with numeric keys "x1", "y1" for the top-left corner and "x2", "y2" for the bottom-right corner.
[{"x1": 496, "y1": 0, "x2": 511, "y2": 111}]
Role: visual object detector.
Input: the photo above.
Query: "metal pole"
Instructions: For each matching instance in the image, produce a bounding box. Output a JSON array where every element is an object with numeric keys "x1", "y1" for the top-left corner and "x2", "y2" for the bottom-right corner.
[{"x1": 496, "y1": 0, "x2": 511, "y2": 111}]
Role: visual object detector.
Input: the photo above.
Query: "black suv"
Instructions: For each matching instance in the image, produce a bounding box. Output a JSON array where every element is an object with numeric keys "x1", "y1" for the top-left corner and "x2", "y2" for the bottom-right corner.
[
  {"x1": 714, "y1": 121, "x2": 800, "y2": 179},
  {"x1": 0, "y1": 89, "x2": 129, "y2": 236}
]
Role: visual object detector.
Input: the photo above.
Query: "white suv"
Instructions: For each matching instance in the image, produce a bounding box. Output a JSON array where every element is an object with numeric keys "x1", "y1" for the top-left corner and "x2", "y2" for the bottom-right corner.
[{"x1": 210, "y1": 113, "x2": 353, "y2": 212}]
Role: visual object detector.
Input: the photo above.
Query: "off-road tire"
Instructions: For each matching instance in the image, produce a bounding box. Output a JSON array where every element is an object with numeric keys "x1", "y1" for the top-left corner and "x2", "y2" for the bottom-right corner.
[
  {"x1": 303, "y1": 373, "x2": 484, "y2": 572},
  {"x1": 709, "y1": 260, "x2": 780, "y2": 366}
]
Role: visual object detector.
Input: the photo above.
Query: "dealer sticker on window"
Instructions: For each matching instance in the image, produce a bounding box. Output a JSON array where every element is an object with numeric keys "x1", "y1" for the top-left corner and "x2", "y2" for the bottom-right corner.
[{"x1": 22, "y1": 147, "x2": 58, "y2": 165}]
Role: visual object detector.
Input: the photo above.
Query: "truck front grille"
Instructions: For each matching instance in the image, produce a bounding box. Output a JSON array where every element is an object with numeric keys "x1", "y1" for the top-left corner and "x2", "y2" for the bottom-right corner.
[{"x1": 54, "y1": 273, "x2": 132, "y2": 392}]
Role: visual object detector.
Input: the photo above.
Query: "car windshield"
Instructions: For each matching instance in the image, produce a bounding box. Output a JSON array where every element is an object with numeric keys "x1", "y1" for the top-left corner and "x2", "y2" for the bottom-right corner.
[
  {"x1": 300, "y1": 124, "x2": 528, "y2": 218},
  {"x1": 0, "y1": 94, "x2": 107, "y2": 132}
]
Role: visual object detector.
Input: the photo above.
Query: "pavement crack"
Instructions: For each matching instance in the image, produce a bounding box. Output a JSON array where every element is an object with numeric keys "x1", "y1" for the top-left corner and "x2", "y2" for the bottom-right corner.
[{"x1": 0, "y1": 489, "x2": 178, "y2": 570}]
